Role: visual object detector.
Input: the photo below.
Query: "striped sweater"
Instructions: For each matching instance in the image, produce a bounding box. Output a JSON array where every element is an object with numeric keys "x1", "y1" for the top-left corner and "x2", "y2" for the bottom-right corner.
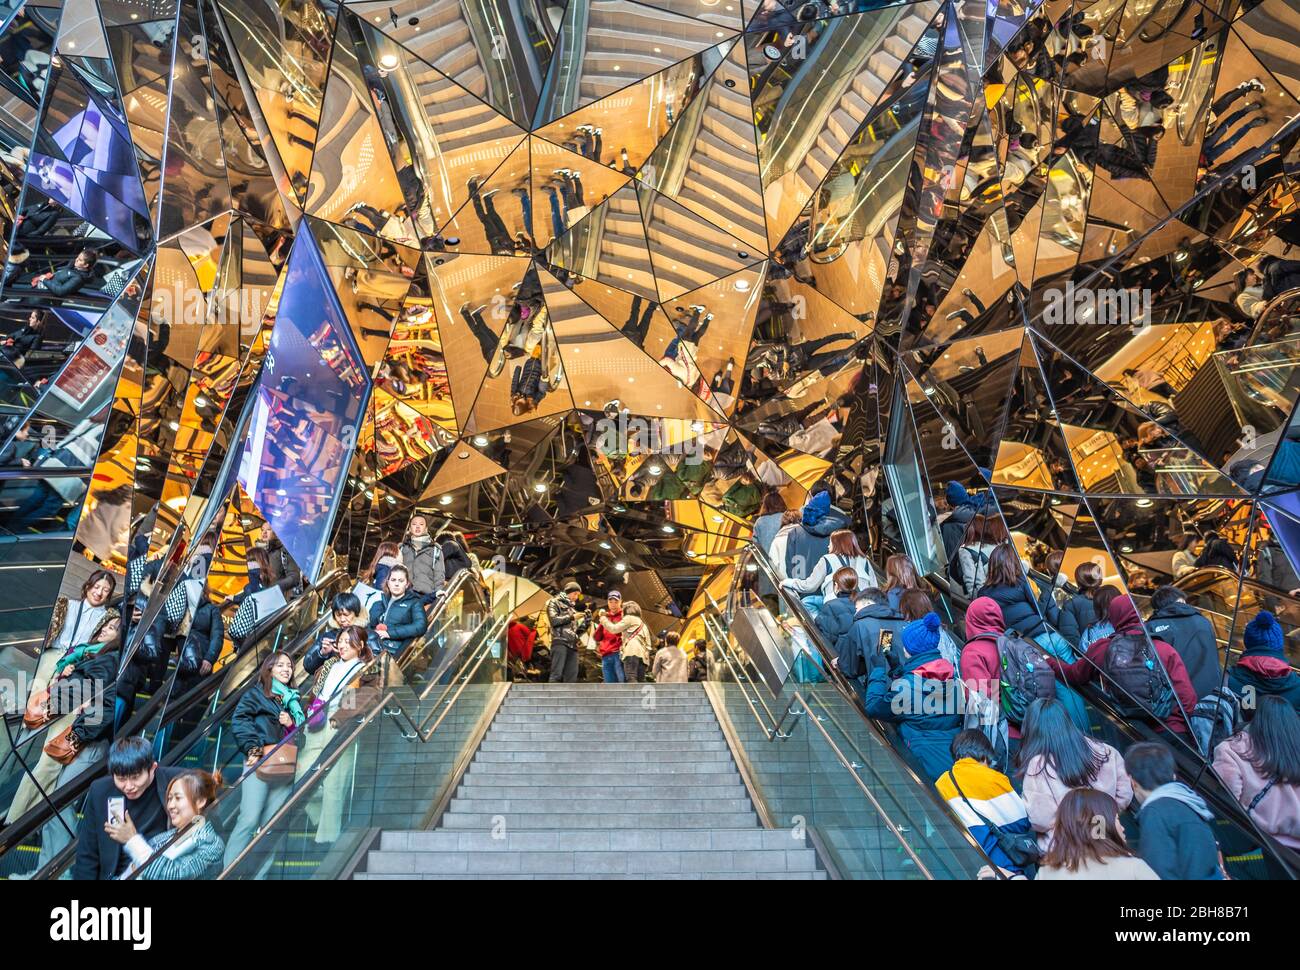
[{"x1": 936, "y1": 758, "x2": 1033, "y2": 873}]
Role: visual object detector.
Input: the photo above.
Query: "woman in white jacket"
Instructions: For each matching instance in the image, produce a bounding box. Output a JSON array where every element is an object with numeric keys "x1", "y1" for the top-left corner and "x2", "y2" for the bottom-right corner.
[
  {"x1": 598, "y1": 602, "x2": 653, "y2": 682},
  {"x1": 782, "y1": 529, "x2": 878, "y2": 614},
  {"x1": 766, "y1": 510, "x2": 803, "y2": 584}
]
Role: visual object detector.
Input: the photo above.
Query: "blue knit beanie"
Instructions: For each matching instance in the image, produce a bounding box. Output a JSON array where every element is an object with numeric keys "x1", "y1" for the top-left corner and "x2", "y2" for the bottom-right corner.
[
  {"x1": 900, "y1": 612, "x2": 942, "y2": 656},
  {"x1": 945, "y1": 481, "x2": 969, "y2": 507},
  {"x1": 1244, "y1": 611, "x2": 1285, "y2": 654},
  {"x1": 802, "y1": 490, "x2": 831, "y2": 527}
]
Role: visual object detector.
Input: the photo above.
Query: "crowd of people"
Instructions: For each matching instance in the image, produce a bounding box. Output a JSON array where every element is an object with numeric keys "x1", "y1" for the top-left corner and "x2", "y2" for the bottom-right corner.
[{"x1": 742, "y1": 480, "x2": 1300, "y2": 879}]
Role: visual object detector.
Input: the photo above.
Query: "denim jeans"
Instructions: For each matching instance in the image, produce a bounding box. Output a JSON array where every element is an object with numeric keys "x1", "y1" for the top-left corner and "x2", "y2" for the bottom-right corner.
[{"x1": 601, "y1": 653, "x2": 625, "y2": 683}]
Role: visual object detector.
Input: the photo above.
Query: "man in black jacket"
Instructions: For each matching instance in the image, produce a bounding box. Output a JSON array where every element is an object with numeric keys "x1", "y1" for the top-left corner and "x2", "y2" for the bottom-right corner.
[
  {"x1": 1124, "y1": 742, "x2": 1222, "y2": 880},
  {"x1": 1147, "y1": 585, "x2": 1221, "y2": 698},
  {"x1": 838, "y1": 587, "x2": 906, "y2": 698},
  {"x1": 73, "y1": 737, "x2": 186, "y2": 880},
  {"x1": 547, "y1": 581, "x2": 584, "y2": 683}
]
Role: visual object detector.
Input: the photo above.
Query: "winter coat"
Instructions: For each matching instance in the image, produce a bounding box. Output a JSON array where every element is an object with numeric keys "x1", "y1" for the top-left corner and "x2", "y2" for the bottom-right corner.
[
  {"x1": 814, "y1": 591, "x2": 858, "y2": 658},
  {"x1": 232, "y1": 684, "x2": 300, "y2": 756},
  {"x1": 1058, "y1": 592, "x2": 1098, "y2": 648},
  {"x1": 181, "y1": 600, "x2": 225, "y2": 671},
  {"x1": 122, "y1": 818, "x2": 224, "y2": 880},
  {"x1": 52, "y1": 646, "x2": 120, "y2": 744},
  {"x1": 1036, "y1": 855, "x2": 1159, "y2": 880},
  {"x1": 1195, "y1": 537, "x2": 1238, "y2": 571},
  {"x1": 976, "y1": 580, "x2": 1049, "y2": 640},
  {"x1": 1133, "y1": 783, "x2": 1223, "y2": 880},
  {"x1": 43, "y1": 262, "x2": 98, "y2": 296},
  {"x1": 547, "y1": 593, "x2": 578, "y2": 649},
  {"x1": 1227, "y1": 653, "x2": 1300, "y2": 714},
  {"x1": 1050, "y1": 597, "x2": 1199, "y2": 734},
  {"x1": 74, "y1": 767, "x2": 187, "y2": 879},
  {"x1": 784, "y1": 504, "x2": 851, "y2": 581},
  {"x1": 400, "y1": 538, "x2": 445, "y2": 595},
  {"x1": 1146, "y1": 602, "x2": 1222, "y2": 699},
  {"x1": 369, "y1": 591, "x2": 428, "y2": 654},
  {"x1": 935, "y1": 758, "x2": 1034, "y2": 873},
  {"x1": 864, "y1": 649, "x2": 961, "y2": 783},
  {"x1": 1021, "y1": 741, "x2": 1133, "y2": 850},
  {"x1": 1213, "y1": 732, "x2": 1300, "y2": 849},
  {"x1": 600, "y1": 612, "x2": 652, "y2": 662},
  {"x1": 784, "y1": 553, "x2": 877, "y2": 601},
  {"x1": 1037, "y1": 583, "x2": 1082, "y2": 647},
  {"x1": 839, "y1": 603, "x2": 907, "y2": 682},
  {"x1": 956, "y1": 542, "x2": 997, "y2": 598},
  {"x1": 652, "y1": 646, "x2": 690, "y2": 683},
  {"x1": 262, "y1": 538, "x2": 302, "y2": 595},
  {"x1": 303, "y1": 614, "x2": 369, "y2": 676},
  {"x1": 441, "y1": 538, "x2": 474, "y2": 584},
  {"x1": 940, "y1": 503, "x2": 977, "y2": 562}
]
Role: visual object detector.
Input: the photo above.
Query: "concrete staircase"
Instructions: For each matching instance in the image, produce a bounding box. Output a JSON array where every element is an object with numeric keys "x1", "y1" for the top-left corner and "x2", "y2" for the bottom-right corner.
[{"x1": 354, "y1": 683, "x2": 827, "y2": 879}]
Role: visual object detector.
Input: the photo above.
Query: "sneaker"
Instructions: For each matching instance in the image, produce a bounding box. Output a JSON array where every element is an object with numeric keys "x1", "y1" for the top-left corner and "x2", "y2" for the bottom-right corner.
[{"x1": 1239, "y1": 78, "x2": 1266, "y2": 94}]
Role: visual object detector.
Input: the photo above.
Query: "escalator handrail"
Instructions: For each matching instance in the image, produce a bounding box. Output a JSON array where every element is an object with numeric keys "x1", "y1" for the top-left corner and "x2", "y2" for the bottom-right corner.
[
  {"x1": 731, "y1": 544, "x2": 999, "y2": 871},
  {"x1": 0, "y1": 571, "x2": 348, "y2": 860},
  {"x1": 210, "y1": 608, "x2": 507, "y2": 880},
  {"x1": 925, "y1": 569, "x2": 1300, "y2": 879},
  {"x1": 30, "y1": 572, "x2": 490, "y2": 879},
  {"x1": 1247, "y1": 284, "x2": 1300, "y2": 347}
]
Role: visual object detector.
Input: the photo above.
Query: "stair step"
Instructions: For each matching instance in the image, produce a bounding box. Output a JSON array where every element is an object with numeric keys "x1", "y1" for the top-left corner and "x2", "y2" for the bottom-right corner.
[
  {"x1": 456, "y1": 783, "x2": 748, "y2": 800},
  {"x1": 382, "y1": 829, "x2": 807, "y2": 853},
  {"x1": 477, "y1": 740, "x2": 730, "y2": 752},
  {"x1": 471, "y1": 749, "x2": 736, "y2": 764},
  {"x1": 364, "y1": 847, "x2": 817, "y2": 875},
  {"x1": 461, "y1": 770, "x2": 742, "y2": 787},
  {"x1": 355, "y1": 870, "x2": 827, "y2": 880},
  {"x1": 440, "y1": 812, "x2": 761, "y2": 830},
  {"x1": 448, "y1": 797, "x2": 753, "y2": 814}
]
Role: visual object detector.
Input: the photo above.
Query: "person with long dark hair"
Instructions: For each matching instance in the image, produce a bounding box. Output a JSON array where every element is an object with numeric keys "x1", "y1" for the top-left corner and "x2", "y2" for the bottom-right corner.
[
  {"x1": 1018, "y1": 698, "x2": 1132, "y2": 850},
  {"x1": 882, "y1": 554, "x2": 920, "y2": 613},
  {"x1": 1213, "y1": 695, "x2": 1300, "y2": 849},
  {"x1": 223, "y1": 651, "x2": 304, "y2": 867},
  {"x1": 1036, "y1": 788, "x2": 1158, "y2": 880}
]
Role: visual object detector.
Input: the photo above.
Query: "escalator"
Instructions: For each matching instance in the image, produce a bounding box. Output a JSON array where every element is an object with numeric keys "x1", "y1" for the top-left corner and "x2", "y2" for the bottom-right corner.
[
  {"x1": 122, "y1": 583, "x2": 508, "y2": 881},
  {"x1": 919, "y1": 569, "x2": 1300, "y2": 880},
  {"x1": 22, "y1": 568, "x2": 501, "y2": 879},
  {"x1": 0, "y1": 569, "x2": 355, "y2": 876},
  {"x1": 702, "y1": 548, "x2": 994, "y2": 879}
]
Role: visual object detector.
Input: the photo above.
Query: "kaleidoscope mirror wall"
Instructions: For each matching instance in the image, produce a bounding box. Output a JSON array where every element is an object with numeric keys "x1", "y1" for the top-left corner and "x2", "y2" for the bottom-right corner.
[{"x1": 0, "y1": 0, "x2": 1299, "y2": 691}]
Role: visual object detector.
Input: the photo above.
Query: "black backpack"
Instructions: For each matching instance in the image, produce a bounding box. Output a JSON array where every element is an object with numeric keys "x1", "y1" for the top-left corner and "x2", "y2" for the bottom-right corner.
[
  {"x1": 998, "y1": 630, "x2": 1057, "y2": 723},
  {"x1": 1101, "y1": 632, "x2": 1174, "y2": 720}
]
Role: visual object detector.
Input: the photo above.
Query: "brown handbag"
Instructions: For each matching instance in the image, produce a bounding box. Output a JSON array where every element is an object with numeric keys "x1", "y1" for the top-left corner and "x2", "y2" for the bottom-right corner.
[
  {"x1": 255, "y1": 741, "x2": 298, "y2": 783},
  {"x1": 23, "y1": 689, "x2": 52, "y2": 730},
  {"x1": 43, "y1": 726, "x2": 80, "y2": 766}
]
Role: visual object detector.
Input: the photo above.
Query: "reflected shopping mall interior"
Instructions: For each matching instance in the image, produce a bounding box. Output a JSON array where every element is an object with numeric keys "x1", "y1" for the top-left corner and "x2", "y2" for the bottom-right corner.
[{"x1": 0, "y1": 0, "x2": 1298, "y2": 882}]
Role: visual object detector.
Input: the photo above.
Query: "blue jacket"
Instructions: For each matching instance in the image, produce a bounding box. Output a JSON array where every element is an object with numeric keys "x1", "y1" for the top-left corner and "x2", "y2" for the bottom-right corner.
[
  {"x1": 977, "y1": 580, "x2": 1049, "y2": 640},
  {"x1": 814, "y1": 591, "x2": 858, "y2": 658},
  {"x1": 369, "y1": 591, "x2": 427, "y2": 654},
  {"x1": 784, "y1": 504, "x2": 851, "y2": 580},
  {"x1": 864, "y1": 649, "x2": 961, "y2": 783},
  {"x1": 839, "y1": 603, "x2": 907, "y2": 681}
]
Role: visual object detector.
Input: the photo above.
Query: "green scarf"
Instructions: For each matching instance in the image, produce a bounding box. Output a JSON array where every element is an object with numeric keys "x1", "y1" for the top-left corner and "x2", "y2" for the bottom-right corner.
[
  {"x1": 271, "y1": 679, "x2": 306, "y2": 726},
  {"x1": 54, "y1": 641, "x2": 106, "y2": 677}
]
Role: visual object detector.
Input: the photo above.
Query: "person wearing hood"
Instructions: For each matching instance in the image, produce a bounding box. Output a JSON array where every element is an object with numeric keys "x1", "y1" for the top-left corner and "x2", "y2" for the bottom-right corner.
[
  {"x1": 1213, "y1": 695, "x2": 1300, "y2": 850},
  {"x1": 864, "y1": 612, "x2": 961, "y2": 782},
  {"x1": 958, "y1": 596, "x2": 1021, "y2": 752},
  {"x1": 1049, "y1": 594, "x2": 1199, "y2": 734},
  {"x1": 368, "y1": 565, "x2": 428, "y2": 655},
  {"x1": 1228, "y1": 611, "x2": 1300, "y2": 714},
  {"x1": 838, "y1": 587, "x2": 907, "y2": 699},
  {"x1": 1124, "y1": 742, "x2": 1223, "y2": 879},
  {"x1": 1146, "y1": 585, "x2": 1222, "y2": 699},
  {"x1": 781, "y1": 490, "x2": 851, "y2": 586}
]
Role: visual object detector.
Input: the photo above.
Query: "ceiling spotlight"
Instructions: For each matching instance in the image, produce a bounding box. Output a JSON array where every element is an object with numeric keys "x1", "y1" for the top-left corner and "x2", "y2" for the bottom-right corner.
[
  {"x1": 439, "y1": 494, "x2": 453, "y2": 505},
  {"x1": 686, "y1": 549, "x2": 697, "y2": 557},
  {"x1": 275, "y1": 488, "x2": 287, "y2": 497},
  {"x1": 648, "y1": 463, "x2": 663, "y2": 476},
  {"x1": 1135, "y1": 498, "x2": 1153, "y2": 508},
  {"x1": 662, "y1": 524, "x2": 675, "y2": 533},
  {"x1": 385, "y1": 495, "x2": 397, "y2": 505},
  {"x1": 194, "y1": 395, "x2": 209, "y2": 408},
  {"x1": 1120, "y1": 544, "x2": 1134, "y2": 554},
  {"x1": 599, "y1": 541, "x2": 612, "y2": 550},
  {"x1": 533, "y1": 481, "x2": 548, "y2": 493},
  {"x1": 472, "y1": 435, "x2": 489, "y2": 447},
  {"x1": 379, "y1": 52, "x2": 399, "y2": 70},
  {"x1": 734, "y1": 279, "x2": 750, "y2": 291},
  {"x1": 711, "y1": 515, "x2": 723, "y2": 523},
  {"x1": 744, "y1": 563, "x2": 757, "y2": 572},
  {"x1": 614, "y1": 561, "x2": 627, "y2": 571},
  {"x1": 168, "y1": 420, "x2": 180, "y2": 431}
]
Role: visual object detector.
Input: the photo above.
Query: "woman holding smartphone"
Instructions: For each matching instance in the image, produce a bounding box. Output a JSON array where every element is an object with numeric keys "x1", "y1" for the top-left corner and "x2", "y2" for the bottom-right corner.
[
  {"x1": 223, "y1": 652, "x2": 306, "y2": 868},
  {"x1": 110, "y1": 769, "x2": 225, "y2": 880}
]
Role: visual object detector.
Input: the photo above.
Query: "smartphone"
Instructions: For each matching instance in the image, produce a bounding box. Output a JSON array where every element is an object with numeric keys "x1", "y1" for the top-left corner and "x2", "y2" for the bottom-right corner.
[
  {"x1": 107, "y1": 796, "x2": 125, "y2": 826},
  {"x1": 879, "y1": 630, "x2": 894, "y2": 654}
]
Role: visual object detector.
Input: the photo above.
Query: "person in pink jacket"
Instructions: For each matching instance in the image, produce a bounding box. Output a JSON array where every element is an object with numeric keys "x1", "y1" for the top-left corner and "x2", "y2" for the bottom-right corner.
[
  {"x1": 1018, "y1": 697, "x2": 1133, "y2": 850},
  {"x1": 960, "y1": 595, "x2": 1009, "y2": 721},
  {"x1": 1212, "y1": 695, "x2": 1300, "y2": 850}
]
